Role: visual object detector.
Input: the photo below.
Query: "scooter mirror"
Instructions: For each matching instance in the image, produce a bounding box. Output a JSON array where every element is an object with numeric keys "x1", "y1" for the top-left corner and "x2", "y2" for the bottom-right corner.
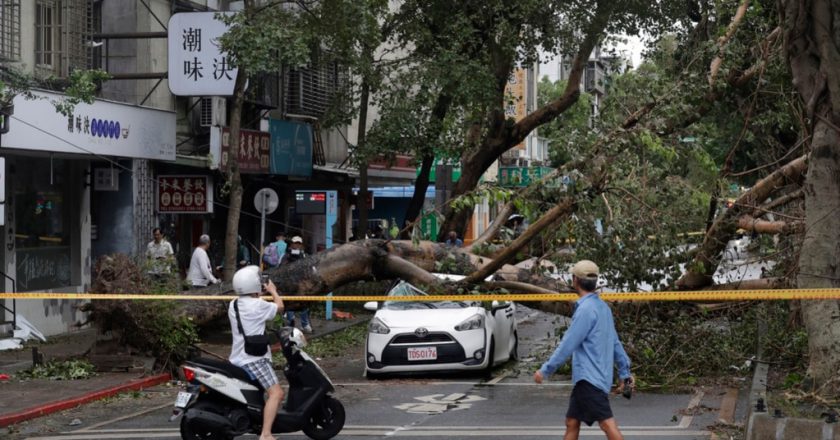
[{"x1": 363, "y1": 301, "x2": 379, "y2": 311}]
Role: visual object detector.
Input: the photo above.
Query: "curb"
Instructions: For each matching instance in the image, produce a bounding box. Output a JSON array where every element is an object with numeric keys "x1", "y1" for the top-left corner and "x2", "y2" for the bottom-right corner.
[{"x1": 0, "y1": 373, "x2": 171, "y2": 428}]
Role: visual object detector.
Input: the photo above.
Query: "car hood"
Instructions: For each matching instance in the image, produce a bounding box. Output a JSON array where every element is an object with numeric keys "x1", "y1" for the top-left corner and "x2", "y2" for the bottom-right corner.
[{"x1": 374, "y1": 307, "x2": 484, "y2": 329}]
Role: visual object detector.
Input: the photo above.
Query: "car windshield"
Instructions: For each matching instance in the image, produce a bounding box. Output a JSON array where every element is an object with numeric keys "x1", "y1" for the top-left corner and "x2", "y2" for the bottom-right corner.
[{"x1": 383, "y1": 281, "x2": 472, "y2": 310}]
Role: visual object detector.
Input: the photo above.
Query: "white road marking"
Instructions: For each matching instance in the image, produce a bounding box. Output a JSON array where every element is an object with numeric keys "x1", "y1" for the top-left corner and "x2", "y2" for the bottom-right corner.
[
  {"x1": 27, "y1": 426, "x2": 711, "y2": 439},
  {"x1": 73, "y1": 403, "x2": 173, "y2": 433},
  {"x1": 338, "y1": 381, "x2": 574, "y2": 387},
  {"x1": 678, "y1": 390, "x2": 706, "y2": 429}
]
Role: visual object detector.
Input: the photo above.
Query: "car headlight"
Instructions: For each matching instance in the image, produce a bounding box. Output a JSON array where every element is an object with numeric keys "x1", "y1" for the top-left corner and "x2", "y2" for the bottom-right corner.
[
  {"x1": 368, "y1": 317, "x2": 390, "y2": 334},
  {"x1": 455, "y1": 314, "x2": 484, "y2": 331}
]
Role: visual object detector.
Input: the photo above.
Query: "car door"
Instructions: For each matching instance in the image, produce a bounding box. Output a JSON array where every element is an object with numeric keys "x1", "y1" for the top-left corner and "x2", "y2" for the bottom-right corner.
[{"x1": 489, "y1": 301, "x2": 515, "y2": 362}]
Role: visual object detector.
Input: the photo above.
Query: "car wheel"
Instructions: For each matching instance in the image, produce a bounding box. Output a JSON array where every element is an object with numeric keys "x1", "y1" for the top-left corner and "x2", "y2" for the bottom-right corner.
[
  {"x1": 485, "y1": 338, "x2": 495, "y2": 373},
  {"x1": 509, "y1": 331, "x2": 519, "y2": 361}
]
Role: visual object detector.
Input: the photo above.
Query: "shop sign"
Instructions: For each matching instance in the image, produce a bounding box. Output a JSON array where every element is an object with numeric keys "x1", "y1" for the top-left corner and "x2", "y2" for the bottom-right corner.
[
  {"x1": 497, "y1": 166, "x2": 554, "y2": 187},
  {"x1": 158, "y1": 175, "x2": 214, "y2": 213},
  {"x1": 220, "y1": 128, "x2": 270, "y2": 174},
  {"x1": 168, "y1": 12, "x2": 238, "y2": 96},
  {"x1": 269, "y1": 119, "x2": 313, "y2": 177},
  {"x1": 3, "y1": 90, "x2": 175, "y2": 161},
  {"x1": 504, "y1": 68, "x2": 528, "y2": 150},
  {"x1": 295, "y1": 190, "x2": 326, "y2": 215}
]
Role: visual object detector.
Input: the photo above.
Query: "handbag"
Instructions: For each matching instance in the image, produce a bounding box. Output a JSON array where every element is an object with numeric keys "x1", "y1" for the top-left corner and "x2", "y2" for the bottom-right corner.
[{"x1": 233, "y1": 299, "x2": 270, "y2": 356}]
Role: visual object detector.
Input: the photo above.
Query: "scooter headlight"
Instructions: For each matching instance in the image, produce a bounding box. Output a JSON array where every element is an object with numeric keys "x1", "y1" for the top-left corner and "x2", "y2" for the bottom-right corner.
[
  {"x1": 455, "y1": 313, "x2": 484, "y2": 331},
  {"x1": 369, "y1": 317, "x2": 390, "y2": 334}
]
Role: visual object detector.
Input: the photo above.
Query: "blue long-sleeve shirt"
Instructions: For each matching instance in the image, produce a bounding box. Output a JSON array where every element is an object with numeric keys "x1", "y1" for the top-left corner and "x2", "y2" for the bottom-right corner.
[{"x1": 539, "y1": 293, "x2": 631, "y2": 394}]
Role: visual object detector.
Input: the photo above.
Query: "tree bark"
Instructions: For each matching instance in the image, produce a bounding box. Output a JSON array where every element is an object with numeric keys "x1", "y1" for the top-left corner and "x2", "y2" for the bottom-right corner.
[
  {"x1": 780, "y1": 0, "x2": 840, "y2": 389},
  {"x1": 223, "y1": 67, "x2": 250, "y2": 281},
  {"x1": 402, "y1": 153, "x2": 434, "y2": 238},
  {"x1": 736, "y1": 215, "x2": 803, "y2": 235},
  {"x1": 356, "y1": 73, "x2": 371, "y2": 239}
]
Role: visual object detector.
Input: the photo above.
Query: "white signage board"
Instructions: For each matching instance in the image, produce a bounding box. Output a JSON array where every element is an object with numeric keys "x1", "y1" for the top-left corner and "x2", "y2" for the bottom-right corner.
[
  {"x1": 2, "y1": 91, "x2": 176, "y2": 161},
  {"x1": 168, "y1": 12, "x2": 238, "y2": 96}
]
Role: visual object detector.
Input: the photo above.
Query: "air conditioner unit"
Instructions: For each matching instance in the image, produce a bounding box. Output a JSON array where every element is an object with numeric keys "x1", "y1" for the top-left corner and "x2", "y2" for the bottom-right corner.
[{"x1": 194, "y1": 97, "x2": 227, "y2": 128}]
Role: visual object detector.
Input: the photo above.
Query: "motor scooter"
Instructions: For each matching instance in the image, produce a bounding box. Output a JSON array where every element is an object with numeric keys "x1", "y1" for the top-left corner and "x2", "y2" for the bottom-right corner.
[{"x1": 170, "y1": 327, "x2": 344, "y2": 440}]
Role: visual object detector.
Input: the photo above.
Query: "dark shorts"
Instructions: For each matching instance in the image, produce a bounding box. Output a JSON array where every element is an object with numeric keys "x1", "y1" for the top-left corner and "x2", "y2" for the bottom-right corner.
[{"x1": 567, "y1": 380, "x2": 613, "y2": 426}]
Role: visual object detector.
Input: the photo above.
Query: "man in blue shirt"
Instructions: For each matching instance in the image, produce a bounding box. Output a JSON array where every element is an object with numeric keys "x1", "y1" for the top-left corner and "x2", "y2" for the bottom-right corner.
[{"x1": 534, "y1": 260, "x2": 633, "y2": 440}]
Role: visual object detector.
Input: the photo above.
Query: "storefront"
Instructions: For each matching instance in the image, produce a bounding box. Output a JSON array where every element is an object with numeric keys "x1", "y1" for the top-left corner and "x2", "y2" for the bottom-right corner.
[{"x1": 1, "y1": 90, "x2": 175, "y2": 336}]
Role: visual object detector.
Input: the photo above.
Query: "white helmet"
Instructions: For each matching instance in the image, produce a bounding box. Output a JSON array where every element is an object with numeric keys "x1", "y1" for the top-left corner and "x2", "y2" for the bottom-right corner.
[{"x1": 233, "y1": 265, "x2": 262, "y2": 295}]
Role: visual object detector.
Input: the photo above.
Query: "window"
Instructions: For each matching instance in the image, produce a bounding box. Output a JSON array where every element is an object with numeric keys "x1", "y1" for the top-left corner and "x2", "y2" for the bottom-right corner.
[
  {"x1": 35, "y1": 0, "x2": 92, "y2": 77},
  {"x1": 0, "y1": 0, "x2": 21, "y2": 61},
  {"x1": 15, "y1": 158, "x2": 73, "y2": 290}
]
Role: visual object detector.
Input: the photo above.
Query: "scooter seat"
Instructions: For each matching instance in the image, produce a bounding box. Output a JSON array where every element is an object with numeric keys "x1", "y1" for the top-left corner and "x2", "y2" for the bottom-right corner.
[{"x1": 186, "y1": 357, "x2": 264, "y2": 389}]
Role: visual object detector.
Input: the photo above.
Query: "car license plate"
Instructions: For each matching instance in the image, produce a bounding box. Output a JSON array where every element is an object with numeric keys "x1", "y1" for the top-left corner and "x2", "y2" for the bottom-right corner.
[
  {"x1": 407, "y1": 347, "x2": 437, "y2": 361},
  {"x1": 174, "y1": 391, "x2": 193, "y2": 408}
]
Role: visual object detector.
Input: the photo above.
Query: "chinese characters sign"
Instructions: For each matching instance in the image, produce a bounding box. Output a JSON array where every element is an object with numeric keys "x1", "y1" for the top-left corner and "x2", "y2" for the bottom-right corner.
[
  {"x1": 504, "y1": 68, "x2": 527, "y2": 150},
  {"x1": 220, "y1": 128, "x2": 270, "y2": 174},
  {"x1": 168, "y1": 12, "x2": 238, "y2": 96},
  {"x1": 158, "y1": 175, "x2": 213, "y2": 213},
  {"x1": 3, "y1": 90, "x2": 175, "y2": 161},
  {"x1": 498, "y1": 166, "x2": 553, "y2": 187}
]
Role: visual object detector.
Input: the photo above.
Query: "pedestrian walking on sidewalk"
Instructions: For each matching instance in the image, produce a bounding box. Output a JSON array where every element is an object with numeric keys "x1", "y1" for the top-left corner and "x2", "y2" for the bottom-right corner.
[
  {"x1": 533, "y1": 260, "x2": 634, "y2": 440},
  {"x1": 187, "y1": 234, "x2": 220, "y2": 287},
  {"x1": 229, "y1": 266, "x2": 285, "y2": 440}
]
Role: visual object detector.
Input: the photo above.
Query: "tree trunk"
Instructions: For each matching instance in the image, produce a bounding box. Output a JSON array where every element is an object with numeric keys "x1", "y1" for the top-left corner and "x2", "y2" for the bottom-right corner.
[
  {"x1": 797, "y1": 120, "x2": 840, "y2": 388},
  {"x1": 223, "y1": 68, "x2": 250, "y2": 281},
  {"x1": 402, "y1": 153, "x2": 434, "y2": 238},
  {"x1": 436, "y1": 1, "x2": 614, "y2": 238},
  {"x1": 356, "y1": 75, "x2": 371, "y2": 239},
  {"x1": 781, "y1": 0, "x2": 840, "y2": 389}
]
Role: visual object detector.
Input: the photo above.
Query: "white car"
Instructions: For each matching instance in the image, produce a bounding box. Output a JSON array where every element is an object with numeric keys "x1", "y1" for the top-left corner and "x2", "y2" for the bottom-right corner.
[{"x1": 363, "y1": 278, "x2": 518, "y2": 376}]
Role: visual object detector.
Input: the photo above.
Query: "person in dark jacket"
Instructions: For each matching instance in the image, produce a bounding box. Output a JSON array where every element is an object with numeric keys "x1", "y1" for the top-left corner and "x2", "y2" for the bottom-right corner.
[{"x1": 283, "y1": 236, "x2": 311, "y2": 333}]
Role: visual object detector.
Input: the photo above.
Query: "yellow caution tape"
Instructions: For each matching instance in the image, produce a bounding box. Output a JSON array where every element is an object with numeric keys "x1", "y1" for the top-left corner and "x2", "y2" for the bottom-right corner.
[{"x1": 1, "y1": 289, "x2": 840, "y2": 302}]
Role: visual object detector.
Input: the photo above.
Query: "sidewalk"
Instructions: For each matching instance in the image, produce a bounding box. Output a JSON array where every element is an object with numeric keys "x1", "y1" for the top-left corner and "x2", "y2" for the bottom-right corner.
[{"x1": 0, "y1": 311, "x2": 368, "y2": 428}]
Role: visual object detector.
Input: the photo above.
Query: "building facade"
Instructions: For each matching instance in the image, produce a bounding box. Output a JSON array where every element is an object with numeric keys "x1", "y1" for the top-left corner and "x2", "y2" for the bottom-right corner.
[{"x1": 1, "y1": 0, "x2": 352, "y2": 337}]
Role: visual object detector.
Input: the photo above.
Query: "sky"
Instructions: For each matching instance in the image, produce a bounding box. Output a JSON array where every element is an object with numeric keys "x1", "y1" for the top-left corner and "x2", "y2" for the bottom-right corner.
[{"x1": 538, "y1": 34, "x2": 646, "y2": 82}]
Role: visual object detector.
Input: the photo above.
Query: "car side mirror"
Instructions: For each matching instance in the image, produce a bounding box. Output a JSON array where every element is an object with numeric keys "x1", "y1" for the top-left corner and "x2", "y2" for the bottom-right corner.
[
  {"x1": 364, "y1": 301, "x2": 379, "y2": 311},
  {"x1": 491, "y1": 301, "x2": 510, "y2": 313}
]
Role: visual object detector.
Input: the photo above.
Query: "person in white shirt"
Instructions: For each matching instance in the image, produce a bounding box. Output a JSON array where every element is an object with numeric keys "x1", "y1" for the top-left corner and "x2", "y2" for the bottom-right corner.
[
  {"x1": 187, "y1": 234, "x2": 219, "y2": 287},
  {"x1": 146, "y1": 228, "x2": 174, "y2": 275},
  {"x1": 229, "y1": 266, "x2": 284, "y2": 440}
]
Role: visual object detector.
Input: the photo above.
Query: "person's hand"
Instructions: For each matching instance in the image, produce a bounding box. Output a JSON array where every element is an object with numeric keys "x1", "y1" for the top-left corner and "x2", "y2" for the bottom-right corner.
[
  {"x1": 534, "y1": 370, "x2": 544, "y2": 384},
  {"x1": 212, "y1": 279, "x2": 221, "y2": 285},
  {"x1": 263, "y1": 279, "x2": 278, "y2": 296},
  {"x1": 617, "y1": 375, "x2": 635, "y2": 394}
]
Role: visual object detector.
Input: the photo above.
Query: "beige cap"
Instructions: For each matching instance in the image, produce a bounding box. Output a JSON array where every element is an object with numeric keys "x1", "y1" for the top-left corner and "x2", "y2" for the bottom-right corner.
[
  {"x1": 570, "y1": 260, "x2": 599, "y2": 280},
  {"x1": 291, "y1": 236, "x2": 303, "y2": 243}
]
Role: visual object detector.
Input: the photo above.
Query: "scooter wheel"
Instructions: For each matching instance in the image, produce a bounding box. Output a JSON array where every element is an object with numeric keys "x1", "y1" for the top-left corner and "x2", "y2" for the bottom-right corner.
[
  {"x1": 302, "y1": 396, "x2": 345, "y2": 440},
  {"x1": 180, "y1": 415, "x2": 234, "y2": 440}
]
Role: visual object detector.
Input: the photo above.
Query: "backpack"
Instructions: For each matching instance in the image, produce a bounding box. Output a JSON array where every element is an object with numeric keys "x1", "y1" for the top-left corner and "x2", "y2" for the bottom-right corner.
[{"x1": 263, "y1": 244, "x2": 280, "y2": 266}]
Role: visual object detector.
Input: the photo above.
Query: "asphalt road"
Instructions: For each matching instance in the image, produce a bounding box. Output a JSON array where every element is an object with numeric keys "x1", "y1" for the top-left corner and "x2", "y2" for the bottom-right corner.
[{"x1": 7, "y1": 306, "x2": 733, "y2": 440}]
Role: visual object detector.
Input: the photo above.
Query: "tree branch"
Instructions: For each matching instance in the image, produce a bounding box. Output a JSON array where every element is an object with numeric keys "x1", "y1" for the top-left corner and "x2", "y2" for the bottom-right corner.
[
  {"x1": 677, "y1": 154, "x2": 809, "y2": 289},
  {"x1": 465, "y1": 202, "x2": 514, "y2": 252},
  {"x1": 737, "y1": 215, "x2": 804, "y2": 235},
  {"x1": 709, "y1": 0, "x2": 751, "y2": 87},
  {"x1": 464, "y1": 197, "x2": 576, "y2": 284}
]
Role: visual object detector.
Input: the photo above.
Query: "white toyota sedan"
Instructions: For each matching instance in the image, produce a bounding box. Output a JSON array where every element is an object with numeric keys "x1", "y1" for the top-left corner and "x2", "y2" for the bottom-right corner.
[{"x1": 363, "y1": 278, "x2": 518, "y2": 376}]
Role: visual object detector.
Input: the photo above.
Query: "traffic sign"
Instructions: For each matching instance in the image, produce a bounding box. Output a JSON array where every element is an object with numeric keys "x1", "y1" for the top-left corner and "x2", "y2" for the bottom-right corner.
[{"x1": 254, "y1": 188, "x2": 279, "y2": 214}]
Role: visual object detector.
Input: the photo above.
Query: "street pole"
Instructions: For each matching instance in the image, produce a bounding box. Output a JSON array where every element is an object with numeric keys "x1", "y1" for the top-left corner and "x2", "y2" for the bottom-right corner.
[{"x1": 259, "y1": 191, "x2": 268, "y2": 268}]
